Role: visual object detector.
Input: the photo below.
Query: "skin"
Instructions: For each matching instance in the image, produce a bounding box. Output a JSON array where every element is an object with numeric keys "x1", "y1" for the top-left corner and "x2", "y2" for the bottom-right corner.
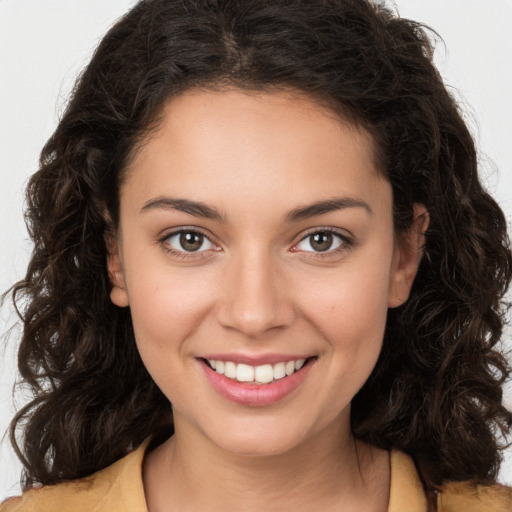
[{"x1": 108, "y1": 89, "x2": 427, "y2": 512}]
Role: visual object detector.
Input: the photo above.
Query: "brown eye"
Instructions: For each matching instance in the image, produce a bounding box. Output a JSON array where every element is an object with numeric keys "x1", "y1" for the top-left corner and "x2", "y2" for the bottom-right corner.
[
  {"x1": 179, "y1": 232, "x2": 204, "y2": 251},
  {"x1": 295, "y1": 230, "x2": 346, "y2": 253},
  {"x1": 310, "y1": 232, "x2": 333, "y2": 252},
  {"x1": 165, "y1": 230, "x2": 215, "y2": 253}
]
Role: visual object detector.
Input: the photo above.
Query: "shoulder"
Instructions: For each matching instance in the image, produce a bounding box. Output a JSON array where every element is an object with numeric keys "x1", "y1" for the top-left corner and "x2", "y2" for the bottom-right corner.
[
  {"x1": 437, "y1": 481, "x2": 512, "y2": 512},
  {"x1": 0, "y1": 442, "x2": 148, "y2": 512},
  {"x1": 389, "y1": 450, "x2": 512, "y2": 512},
  {"x1": 0, "y1": 477, "x2": 101, "y2": 512}
]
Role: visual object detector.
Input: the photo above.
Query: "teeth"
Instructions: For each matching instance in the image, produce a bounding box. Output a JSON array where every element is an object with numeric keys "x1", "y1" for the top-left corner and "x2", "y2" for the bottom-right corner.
[
  {"x1": 255, "y1": 364, "x2": 274, "y2": 384},
  {"x1": 295, "y1": 359, "x2": 306, "y2": 371},
  {"x1": 207, "y1": 358, "x2": 309, "y2": 384},
  {"x1": 273, "y1": 362, "x2": 286, "y2": 380},
  {"x1": 224, "y1": 361, "x2": 237, "y2": 379},
  {"x1": 236, "y1": 363, "x2": 255, "y2": 382}
]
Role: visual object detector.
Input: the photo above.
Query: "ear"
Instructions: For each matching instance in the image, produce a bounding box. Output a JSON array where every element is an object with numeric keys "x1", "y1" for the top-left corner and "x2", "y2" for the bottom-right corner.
[
  {"x1": 105, "y1": 228, "x2": 129, "y2": 308},
  {"x1": 388, "y1": 204, "x2": 429, "y2": 308}
]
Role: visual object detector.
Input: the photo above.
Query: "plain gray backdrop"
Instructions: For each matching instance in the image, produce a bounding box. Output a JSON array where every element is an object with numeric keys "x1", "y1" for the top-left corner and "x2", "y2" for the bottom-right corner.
[{"x1": 1, "y1": 0, "x2": 511, "y2": 498}]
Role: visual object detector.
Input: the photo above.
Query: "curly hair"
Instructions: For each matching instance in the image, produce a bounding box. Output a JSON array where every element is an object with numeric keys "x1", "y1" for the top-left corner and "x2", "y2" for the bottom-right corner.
[{"x1": 8, "y1": 0, "x2": 512, "y2": 504}]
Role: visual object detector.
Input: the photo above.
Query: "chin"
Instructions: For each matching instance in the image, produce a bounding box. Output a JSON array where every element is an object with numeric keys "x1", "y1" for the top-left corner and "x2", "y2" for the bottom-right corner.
[
  {"x1": 195, "y1": 412, "x2": 322, "y2": 458},
  {"x1": 212, "y1": 431, "x2": 304, "y2": 458}
]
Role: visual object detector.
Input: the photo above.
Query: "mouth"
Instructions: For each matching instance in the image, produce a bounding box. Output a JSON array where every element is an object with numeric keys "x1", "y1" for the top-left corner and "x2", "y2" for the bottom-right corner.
[
  {"x1": 198, "y1": 355, "x2": 316, "y2": 406},
  {"x1": 202, "y1": 357, "x2": 314, "y2": 385}
]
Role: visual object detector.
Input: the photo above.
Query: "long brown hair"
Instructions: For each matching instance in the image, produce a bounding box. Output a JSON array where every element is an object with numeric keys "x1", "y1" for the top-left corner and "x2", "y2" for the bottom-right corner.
[{"x1": 8, "y1": 0, "x2": 512, "y2": 503}]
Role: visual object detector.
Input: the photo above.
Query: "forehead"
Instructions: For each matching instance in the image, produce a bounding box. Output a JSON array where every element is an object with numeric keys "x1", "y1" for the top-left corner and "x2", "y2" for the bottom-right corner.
[
  {"x1": 121, "y1": 88, "x2": 389, "y2": 216},
  {"x1": 127, "y1": 88, "x2": 379, "y2": 166}
]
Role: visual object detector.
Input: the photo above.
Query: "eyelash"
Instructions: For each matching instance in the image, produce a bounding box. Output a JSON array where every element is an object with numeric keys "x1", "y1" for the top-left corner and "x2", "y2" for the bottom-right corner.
[
  {"x1": 292, "y1": 228, "x2": 354, "y2": 258},
  {"x1": 158, "y1": 228, "x2": 219, "y2": 259},
  {"x1": 158, "y1": 227, "x2": 354, "y2": 259}
]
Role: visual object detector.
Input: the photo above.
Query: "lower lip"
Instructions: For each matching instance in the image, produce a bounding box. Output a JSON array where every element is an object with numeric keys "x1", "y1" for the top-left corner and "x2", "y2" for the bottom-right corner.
[{"x1": 199, "y1": 359, "x2": 314, "y2": 406}]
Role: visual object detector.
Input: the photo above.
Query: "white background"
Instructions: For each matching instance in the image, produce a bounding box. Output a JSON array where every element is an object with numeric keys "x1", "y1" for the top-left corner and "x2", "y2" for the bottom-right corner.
[{"x1": 1, "y1": 0, "x2": 511, "y2": 499}]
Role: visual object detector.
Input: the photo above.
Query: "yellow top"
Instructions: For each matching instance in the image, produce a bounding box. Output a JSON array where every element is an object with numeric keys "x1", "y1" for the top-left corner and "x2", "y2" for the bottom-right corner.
[{"x1": 1, "y1": 443, "x2": 511, "y2": 512}]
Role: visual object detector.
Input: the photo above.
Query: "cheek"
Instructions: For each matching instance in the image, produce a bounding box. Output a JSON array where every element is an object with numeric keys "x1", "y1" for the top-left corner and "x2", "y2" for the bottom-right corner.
[
  {"x1": 124, "y1": 263, "x2": 215, "y2": 364},
  {"x1": 302, "y1": 257, "x2": 390, "y2": 329},
  {"x1": 124, "y1": 269, "x2": 220, "y2": 410},
  {"x1": 298, "y1": 259, "x2": 391, "y2": 380}
]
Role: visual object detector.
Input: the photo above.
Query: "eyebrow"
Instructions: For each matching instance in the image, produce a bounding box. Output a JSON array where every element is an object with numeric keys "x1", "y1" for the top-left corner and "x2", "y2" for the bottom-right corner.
[
  {"x1": 284, "y1": 197, "x2": 373, "y2": 222},
  {"x1": 141, "y1": 196, "x2": 225, "y2": 221},
  {"x1": 140, "y1": 195, "x2": 373, "y2": 222}
]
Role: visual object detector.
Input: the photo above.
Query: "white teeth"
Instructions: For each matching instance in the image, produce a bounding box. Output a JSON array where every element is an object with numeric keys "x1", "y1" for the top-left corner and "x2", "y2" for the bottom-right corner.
[
  {"x1": 216, "y1": 360, "x2": 225, "y2": 375},
  {"x1": 236, "y1": 363, "x2": 255, "y2": 382},
  {"x1": 295, "y1": 359, "x2": 306, "y2": 371},
  {"x1": 206, "y1": 357, "x2": 309, "y2": 384},
  {"x1": 285, "y1": 360, "x2": 295, "y2": 375},
  {"x1": 273, "y1": 362, "x2": 286, "y2": 380},
  {"x1": 224, "y1": 361, "x2": 237, "y2": 379},
  {"x1": 255, "y1": 364, "x2": 274, "y2": 384}
]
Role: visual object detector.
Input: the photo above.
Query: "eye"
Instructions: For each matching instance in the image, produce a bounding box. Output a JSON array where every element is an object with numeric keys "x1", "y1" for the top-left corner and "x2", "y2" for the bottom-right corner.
[
  {"x1": 165, "y1": 230, "x2": 216, "y2": 253},
  {"x1": 294, "y1": 230, "x2": 348, "y2": 253}
]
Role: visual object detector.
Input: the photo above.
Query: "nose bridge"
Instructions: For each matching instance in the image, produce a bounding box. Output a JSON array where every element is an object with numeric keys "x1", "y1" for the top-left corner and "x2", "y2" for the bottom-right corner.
[{"x1": 217, "y1": 244, "x2": 293, "y2": 337}]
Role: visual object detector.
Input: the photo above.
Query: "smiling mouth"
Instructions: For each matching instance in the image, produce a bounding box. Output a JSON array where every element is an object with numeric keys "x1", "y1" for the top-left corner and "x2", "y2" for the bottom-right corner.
[{"x1": 202, "y1": 357, "x2": 315, "y2": 385}]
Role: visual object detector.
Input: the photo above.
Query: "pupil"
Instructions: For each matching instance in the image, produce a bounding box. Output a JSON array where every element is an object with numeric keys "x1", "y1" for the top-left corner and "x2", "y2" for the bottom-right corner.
[
  {"x1": 311, "y1": 232, "x2": 332, "y2": 252},
  {"x1": 180, "y1": 232, "x2": 203, "y2": 251}
]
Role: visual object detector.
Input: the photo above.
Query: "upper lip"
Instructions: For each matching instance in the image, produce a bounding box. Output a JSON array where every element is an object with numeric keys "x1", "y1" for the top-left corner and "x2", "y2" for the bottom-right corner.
[{"x1": 199, "y1": 353, "x2": 314, "y2": 366}]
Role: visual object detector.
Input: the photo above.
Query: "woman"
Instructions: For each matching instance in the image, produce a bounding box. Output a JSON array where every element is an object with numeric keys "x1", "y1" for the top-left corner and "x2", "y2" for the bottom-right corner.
[{"x1": 2, "y1": 0, "x2": 511, "y2": 510}]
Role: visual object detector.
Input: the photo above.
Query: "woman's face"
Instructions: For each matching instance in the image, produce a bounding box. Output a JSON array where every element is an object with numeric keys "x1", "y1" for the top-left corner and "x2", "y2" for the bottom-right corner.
[{"x1": 109, "y1": 89, "x2": 422, "y2": 456}]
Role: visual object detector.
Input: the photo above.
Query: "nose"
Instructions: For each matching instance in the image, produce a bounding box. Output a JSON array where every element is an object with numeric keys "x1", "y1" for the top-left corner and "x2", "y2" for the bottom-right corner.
[{"x1": 216, "y1": 249, "x2": 295, "y2": 338}]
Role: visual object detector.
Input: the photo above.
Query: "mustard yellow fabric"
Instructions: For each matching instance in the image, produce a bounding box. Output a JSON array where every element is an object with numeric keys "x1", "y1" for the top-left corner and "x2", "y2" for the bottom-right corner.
[{"x1": 2, "y1": 443, "x2": 511, "y2": 511}]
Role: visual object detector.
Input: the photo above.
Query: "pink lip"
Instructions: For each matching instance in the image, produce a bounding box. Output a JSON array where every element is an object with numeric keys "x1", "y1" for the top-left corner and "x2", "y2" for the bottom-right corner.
[
  {"x1": 201, "y1": 353, "x2": 311, "y2": 366},
  {"x1": 198, "y1": 358, "x2": 315, "y2": 406}
]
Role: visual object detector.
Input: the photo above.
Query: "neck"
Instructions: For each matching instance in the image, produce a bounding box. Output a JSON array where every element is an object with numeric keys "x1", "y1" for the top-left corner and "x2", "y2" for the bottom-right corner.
[{"x1": 143, "y1": 414, "x2": 390, "y2": 512}]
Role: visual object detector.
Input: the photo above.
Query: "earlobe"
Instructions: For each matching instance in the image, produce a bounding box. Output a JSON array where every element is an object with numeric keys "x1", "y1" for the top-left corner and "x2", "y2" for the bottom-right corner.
[
  {"x1": 388, "y1": 204, "x2": 429, "y2": 308},
  {"x1": 105, "y1": 230, "x2": 129, "y2": 308}
]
